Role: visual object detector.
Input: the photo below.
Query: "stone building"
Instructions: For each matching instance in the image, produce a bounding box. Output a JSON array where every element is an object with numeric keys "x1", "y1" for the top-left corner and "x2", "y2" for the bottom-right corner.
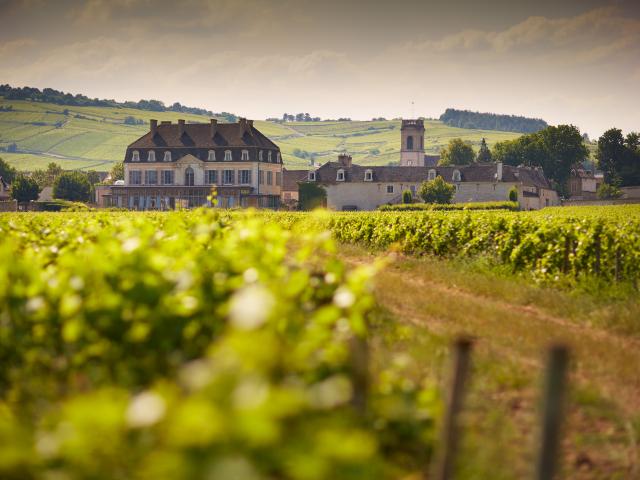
[
  {"x1": 110, "y1": 118, "x2": 282, "y2": 209},
  {"x1": 307, "y1": 154, "x2": 558, "y2": 210},
  {"x1": 400, "y1": 119, "x2": 439, "y2": 167}
]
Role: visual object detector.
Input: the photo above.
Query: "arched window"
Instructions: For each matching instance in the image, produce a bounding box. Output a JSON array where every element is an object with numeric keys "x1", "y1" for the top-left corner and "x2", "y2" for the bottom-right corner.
[
  {"x1": 452, "y1": 170, "x2": 461, "y2": 182},
  {"x1": 224, "y1": 150, "x2": 232, "y2": 161},
  {"x1": 406, "y1": 136, "x2": 414, "y2": 150},
  {"x1": 337, "y1": 169, "x2": 345, "y2": 181},
  {"x1": 148, "y1": 150, "x2": 156, "y2": 162},
  {"x1": 185, "y1": 167, "x2": 195, "y2": 186},
  {"x1": 364, "y1": 169, "x2": 373, "y2": 181},
  {"x1": 259, "y1": 150, "x2": 263, "y2": 161},
  {"x1": 132, "y1": 150, "x2": 140, "y2": 162},
  {"x1": 428, "y1": 169, "x2": 436, "y2": 181},
  {"x1": 208, "y1": 150, "x2": 216, "y2": 161},
  {"x1": 163, "y1": 151, "x2": 171, "y2": 162},
  {"x1": 308, "y1": 171, "x2": 316, "y2": 181},
  {"x1": 241, "y1": 150, "x2": 249, "y2": 161}
]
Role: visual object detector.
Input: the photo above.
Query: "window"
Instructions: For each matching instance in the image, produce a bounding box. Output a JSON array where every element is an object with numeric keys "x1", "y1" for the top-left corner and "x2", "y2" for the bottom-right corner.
[
  {"x1": 386, "y1": 185, "x2": 394, "y2": 194},
  {"x1": 364, "y1": 169, "x2": 373, "y2": 181},
  {"x1": 275, "y1": 172, "x2": 281, "y2": 186},
  {"x1": 259, "y1": 150, "x2": 263, "y2": 161},
  {"x1": 148, "y1": 150, "x2": 156, "y2": 162},
  {"x1": 224, "y1": 150, "x2": 232, "y2": 161},
  {"x1": 420, "y1": 137, "x2": 423, "y2": 149},
  {"x1": 308, "y1": 171, "x2": 316, "y2": 181},
  {"x1": 132, "y1": 150, "x2": 140, "y2": 162},
  {"x1": 408, "y1": 160, "x2": 413, "y2": 166},
  {"x1": 259, "y1": 170, "x2": 265, "y2": 185},
  {"x1": 162, "y1": 170, "x2": 174, "y2": 185},
  {"x1": 267, "y1": 171, "x2": 273, "y2": 185},
  {"x1": 277, "y1": 153, "x2": 281, "y2": 163},
  {"x1": 428, "y1": 169, "x2": 436, "y2": 181},
  {"x1": 452, "y1": 170, "x2": 461, "y2": 182},
  {"x1": 241, "y1": 150, "x2": 249, "y2": 161},
  {"x1": 337, "y1": 169, "x2": 345, "y2": 181},
  {"x1": 185, "y1": 167, "x2": 195, "y2": 186},
  {"x1": 406, "y1": 136, "x2": 413, "y2": 150},
  {"x1": 145, "y1": 170, "x2": 158, "y2": 185},
  {"x1": 223, "y1": 169, "x2": 235, "y2": 185},
  {"x1": 268, "y1": 151, "x2": 272, "y2": 163},
  {"x1": 205, "y1": 170, "x2": 218, "y2": 184},
  {"x1": 163, "y1": 151, "x2": 171, "y2": 162},
  {"x1": 410, "y1": 185, "x2": 417, "y2": 195},
  {"x1": 208, "y1": 150, "x2": 216, "y2": 161},
  {"x1": 239, "y1": 170, "x2": 251, "y2": 184},
  {"x1": 130, "y1": 170, "x2": 142, "y2": 185}
]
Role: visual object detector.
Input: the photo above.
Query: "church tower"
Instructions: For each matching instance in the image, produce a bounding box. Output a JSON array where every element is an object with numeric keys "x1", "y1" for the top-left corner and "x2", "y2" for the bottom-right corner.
[{"x1": 400, "y1": 119, "x2": 425, "y2": 166}]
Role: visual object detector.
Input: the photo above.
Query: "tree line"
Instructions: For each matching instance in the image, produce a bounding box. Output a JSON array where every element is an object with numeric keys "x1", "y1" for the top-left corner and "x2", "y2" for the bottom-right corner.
[
  {"x1": 0, "y1": 84, "x2": 236, "y2": 120},
  {"x1": 440, "y1": 108, "x2": 548, "y2": 133}
]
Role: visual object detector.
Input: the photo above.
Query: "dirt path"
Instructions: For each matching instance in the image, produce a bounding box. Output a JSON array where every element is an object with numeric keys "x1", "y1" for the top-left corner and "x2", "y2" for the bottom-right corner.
[{"x1": 342, "y1": 246, "x2": 640, "y2": 479}]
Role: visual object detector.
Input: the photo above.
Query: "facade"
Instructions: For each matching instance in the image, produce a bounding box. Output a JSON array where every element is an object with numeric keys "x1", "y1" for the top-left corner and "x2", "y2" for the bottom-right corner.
[
  {"x1": 110, "y1": 118, "x2": 282, "y2": 209},
  {"x1": 567, "y1": 169, "x2": 600, "y2": 199},
  {"x1": 308, "y1": 154, "x2": 558, "y2": 211},
  {"x1": 399, "y1": 119, "x2": 439, "y2": 167},
  {"x1": 281, "y1": 168, "x2": 309, "y2": 208}
]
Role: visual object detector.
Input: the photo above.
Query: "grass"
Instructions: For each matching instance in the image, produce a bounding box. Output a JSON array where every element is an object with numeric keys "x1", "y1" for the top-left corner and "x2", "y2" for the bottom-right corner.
[
  {"x1": 0, "y1": 97, "x2": 522, "y2": 172},
  {"x1": 347, "y1": 244, "x2": 640, "y2": 479}
]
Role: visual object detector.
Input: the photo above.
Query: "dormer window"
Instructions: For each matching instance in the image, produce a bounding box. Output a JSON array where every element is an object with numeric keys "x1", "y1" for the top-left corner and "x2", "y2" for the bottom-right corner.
[
  {"x1": 277, "y1": 153, "x2": 281, "y2": 163},
  {"x1": 163, "y1": 151, "x2": 171, "y2": 162},
  {"x1": 268, "y1": 151, "x2": 272, "y2": 163},
  {"x1": 428, "y1": 169, "x2": 436, "y2": 181},
  {"x1": 259, "y1": 150, "x2": 263, "y2": 161},
  {"x1": 208, "y1": 150, "x2": 216, "y2": 161},
  {"x1": 308, "y1": 171, "x2": 316, "y2": 181},
  {"x1": 132, "y1": 150, "x2": 140, "y2": 162},
  {"x1": 452, "y1": 170, "x2": 461, "y2": 182},
  {"x1": 337, "y1": 169, "x2": 345, "y2": 182},
  {"x1": 148, "y1": 150, "x2": 156, "y2": 162},
  {"x1": 224, "y1": 150, "x2": 232, "y2": 161},
  {"x1": 364, "y1": 169, "x2": 373, "y2": 181},
  {"x1": 241, "y1": 150, "x2": 249, "y2": 161}
]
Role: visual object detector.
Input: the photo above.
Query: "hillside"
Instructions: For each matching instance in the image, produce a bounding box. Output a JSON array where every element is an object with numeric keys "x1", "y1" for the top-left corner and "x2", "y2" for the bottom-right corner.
[{"x1": 0, "y1": 98, "x2": 521, "y2": 172}]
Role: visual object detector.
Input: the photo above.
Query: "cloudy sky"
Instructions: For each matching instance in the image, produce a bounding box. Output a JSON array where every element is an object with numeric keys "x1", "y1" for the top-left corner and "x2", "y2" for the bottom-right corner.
[{"x1": 1, "y1": 0, "x2": 638, "y2": 136}]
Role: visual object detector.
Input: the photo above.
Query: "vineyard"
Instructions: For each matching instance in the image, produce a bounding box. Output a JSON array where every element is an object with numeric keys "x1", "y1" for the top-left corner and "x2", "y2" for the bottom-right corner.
[{"x1": 1, "y1": 206, "x2": 639, "y2": 478}]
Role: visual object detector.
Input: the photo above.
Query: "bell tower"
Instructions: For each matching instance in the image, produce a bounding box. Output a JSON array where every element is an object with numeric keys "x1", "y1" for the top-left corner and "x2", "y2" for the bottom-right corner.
[{"x1": 400, "y1": 119, "x2": 425, "y2": 166}]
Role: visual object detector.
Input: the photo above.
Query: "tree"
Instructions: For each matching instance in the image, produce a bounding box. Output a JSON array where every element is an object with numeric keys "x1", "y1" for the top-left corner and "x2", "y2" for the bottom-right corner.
[
  {"x1": 476, "y1": 138, "x2": 492, "y2": 163},
  {"x1": 10, "y1": 175, "x2": 40, "y2": 203},
  {"x1": 32, "y1": 162, "x2": 64, "y2": 188},
  {"x1": 298, "y1": 182, "x2": 326, "y2": 210},
  {"x1": 53, "y1": 171, "x2": 92, "y2": 202},
  {"x1": 439, "y1": 138, "x2": 475, "y2": 166},
  {"x1": 596, "y1": 128, "x2": 625, "y2": 184},
  {"x1": 110, "y1": 162, "x2": 124, "y2": 181},
  {"x1": 402, "y1": 189, "x2": 413, "y2": 204},
  {"x1": 418, "y1": 176, "x2": 456, "y2": 204},
  {"x1": 0, "y1": 157, "x2": 17, "y2": 183},
  {"x1": 597, "y1": 183, "x2": 622, "y2": 200},
  {"x1": 86, "y1": 170, "x2": 102, "y2": 185}
]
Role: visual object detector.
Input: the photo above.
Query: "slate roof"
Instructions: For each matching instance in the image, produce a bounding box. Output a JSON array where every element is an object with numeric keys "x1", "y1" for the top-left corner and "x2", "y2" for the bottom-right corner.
[
  {"x1": 312, "y1": 162, "x2": 553, "y2": 189},
  {"x1": 127, "y1": 121, "x2": 279, "y2": 150},
  {"x1": 282, "y1": 169, "x2": 309, "y2": 191}
]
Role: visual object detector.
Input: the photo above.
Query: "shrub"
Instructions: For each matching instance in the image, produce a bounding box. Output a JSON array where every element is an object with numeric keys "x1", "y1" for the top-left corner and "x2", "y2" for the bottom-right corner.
[
  {"x1": 53, "y1": 171, "x2": 92, "y2": 202},
  {"x1": 597, "y1": 183, "x2": 623, "y2": 200},
  {"x1": 418, "y1": 176, "x2": 456, "y2": 204},
  {"x1": 508, "y1": 186, "x2": 518, "y2": 202},
  {"x1": 402, "y1": 189, "x2": 413, "y2": 204}
]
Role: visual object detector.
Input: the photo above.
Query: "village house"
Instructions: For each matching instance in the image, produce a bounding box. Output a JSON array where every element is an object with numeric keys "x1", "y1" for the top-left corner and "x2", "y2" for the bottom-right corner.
[
  {"x1": 305, "y1": 153, "x2": 558, "y2": 211},
  {"x1": 281, "y1": 168, "x2": 309, "y2": 208},
  {"x1": 567, "y1": 168, "x2": 602, "y2": 199},
  {"x1": 108, "y1": 118, "x2": 283, "y2": 209}
]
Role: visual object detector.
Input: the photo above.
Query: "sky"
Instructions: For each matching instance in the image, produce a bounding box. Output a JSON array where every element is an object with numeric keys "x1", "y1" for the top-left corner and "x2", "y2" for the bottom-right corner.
[{"x1": 0, "y1": 0, "x2": 638, "y2": 137}]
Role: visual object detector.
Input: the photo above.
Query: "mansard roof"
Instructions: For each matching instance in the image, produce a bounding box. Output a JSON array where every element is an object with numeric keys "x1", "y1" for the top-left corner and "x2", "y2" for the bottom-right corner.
[
  {"x1": 312, "y1": 162, "x2": 552, "y2": 189},
  {"x1": 127, "y1": 121, "x2": 279, "y2": 150}
]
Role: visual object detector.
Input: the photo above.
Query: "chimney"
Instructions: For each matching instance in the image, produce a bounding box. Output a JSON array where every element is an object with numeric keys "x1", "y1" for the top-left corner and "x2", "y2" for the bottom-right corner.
[
  {"x1": 210, "y1": 118, "x2": 218, "y2": 138},
  {"x1": 178, "y1": 119, "x2": 185, "y2": 136},
  {"x1": 338, "y1": 153, "x2": 352, "y2": 168},
  {"x1": 150, "y1": 119, "x2": 158, "y2": 136},
  {"x1": 239, "y1": 117, "x2": 248, "y2": 135},
  {"x1": 496, "y1": 162, "x2": 503, "y2": 182}
]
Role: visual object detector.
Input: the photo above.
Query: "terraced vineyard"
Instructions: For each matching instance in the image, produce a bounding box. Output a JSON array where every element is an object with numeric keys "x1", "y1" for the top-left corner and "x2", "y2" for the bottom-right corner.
[{"x1": 0, "y1": 97, "x2": 521, "y2": 172}]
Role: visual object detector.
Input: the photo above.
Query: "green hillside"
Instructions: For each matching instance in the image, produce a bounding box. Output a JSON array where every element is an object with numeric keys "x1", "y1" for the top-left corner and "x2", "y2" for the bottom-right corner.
[{"x1": 0, "y1": 98, "x2": 521, "y2": 172}]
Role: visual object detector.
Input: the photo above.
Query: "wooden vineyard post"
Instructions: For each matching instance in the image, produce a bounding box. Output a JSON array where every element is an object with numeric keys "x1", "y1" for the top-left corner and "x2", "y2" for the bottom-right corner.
[
  {"x1": 430, "y1": 337, "x2": 473, "y2": 480},
  {"x1": 535, "y1": 345, "x2": 569, "y2": 480},
  {"x1": 349, "y1": 334, "x2": 369, "y2": 415}
]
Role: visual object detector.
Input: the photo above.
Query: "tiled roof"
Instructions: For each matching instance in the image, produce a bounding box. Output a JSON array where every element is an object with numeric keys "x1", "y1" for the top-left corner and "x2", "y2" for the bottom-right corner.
[
  {"x1": 313, "y1": 162, "x2": 552, "y2": 189},
  {"x1": 282, "y1": 169, "x2": 309, "y2": 191},
  {"x1": 128, "y1": 121, "x2": 279, "y2": 150}
]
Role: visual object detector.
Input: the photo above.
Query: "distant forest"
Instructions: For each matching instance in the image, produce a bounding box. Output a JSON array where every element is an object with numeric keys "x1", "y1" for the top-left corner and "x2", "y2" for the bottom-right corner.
[
  {"x1": 0, "y1": 84, "x2": 236, "y2": 120},
  {"x1": 439, "y1": 108, "x2": 548, "y2": 133}
]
